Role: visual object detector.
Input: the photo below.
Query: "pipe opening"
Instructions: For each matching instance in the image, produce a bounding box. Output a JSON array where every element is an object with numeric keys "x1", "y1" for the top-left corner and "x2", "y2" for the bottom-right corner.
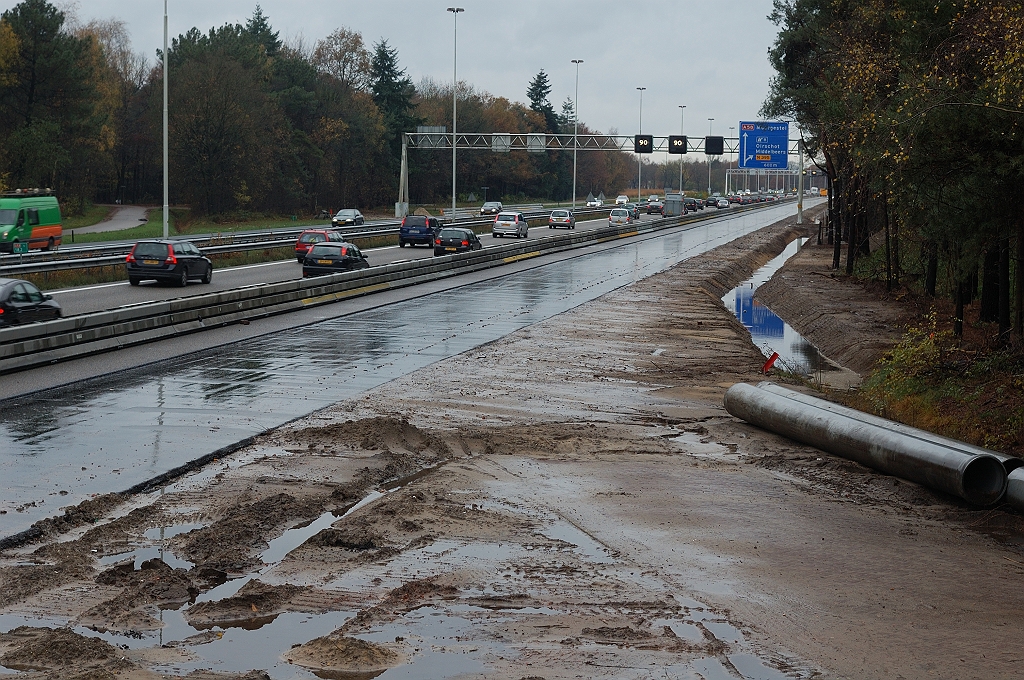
[
  {"x1": 962, "y1": 456, "x2": 1008, "y2": 506},
  {"x1": 999, "y1": 457, "x2": 1024, "y2": 474}
]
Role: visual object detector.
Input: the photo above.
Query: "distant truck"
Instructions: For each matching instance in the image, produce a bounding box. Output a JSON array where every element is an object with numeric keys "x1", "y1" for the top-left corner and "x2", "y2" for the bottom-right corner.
[
  {"x1": 0, "y1": 189, "x2": 62, "y2": 253},
  {"x1": 663, "y1": 193, "x2": 685, "y2": 217}
]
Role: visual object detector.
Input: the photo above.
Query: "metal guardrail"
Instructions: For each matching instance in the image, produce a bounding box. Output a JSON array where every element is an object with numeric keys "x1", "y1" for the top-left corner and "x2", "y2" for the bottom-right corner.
[
  {"x1": 0, "y1": 207, "x2": 609, "y2": 276},
  {"x1": 0, "y1": 203, "x2": 777, "y2": 375},
  {"x1": 0, "y1": 203, "x2": 557, "y2": 264}
]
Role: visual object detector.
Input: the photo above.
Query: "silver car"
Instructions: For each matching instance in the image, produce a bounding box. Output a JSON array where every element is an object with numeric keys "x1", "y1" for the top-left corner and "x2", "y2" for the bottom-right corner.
[
  {"x1": 715, "y1": 198, "x2": 729, "y2": 208},
  {"x1": 608, "y1": 208, "x2": 633, "y2": 226},
  {"x1": 492, "y1": 212, "x2": 529, "y2": 238}
]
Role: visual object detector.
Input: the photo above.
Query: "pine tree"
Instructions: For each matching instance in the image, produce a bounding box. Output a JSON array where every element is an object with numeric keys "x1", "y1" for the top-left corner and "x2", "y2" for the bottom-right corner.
[
  {"x1": 369, "y1": 39, "x2": 419, "y2": 163},
  {"x1": 527, "y1": 70, "x2": 558, "y2": 133},
  {"x1": 245, "y1": 5, "x2": 280, "y2": 57},
  {"x1": 559, "y1": 97, "x2": 575, "y2": 133}
]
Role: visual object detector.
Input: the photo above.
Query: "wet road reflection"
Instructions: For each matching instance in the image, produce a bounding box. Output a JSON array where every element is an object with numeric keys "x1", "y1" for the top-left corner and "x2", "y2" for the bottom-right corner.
[{"x1": 0, "y1": 205, "x2": 799, "y2": 535}]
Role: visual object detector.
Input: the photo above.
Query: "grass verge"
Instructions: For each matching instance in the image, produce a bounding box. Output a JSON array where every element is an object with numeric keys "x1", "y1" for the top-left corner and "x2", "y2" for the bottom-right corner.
[{"x1": 62, "y1": 204, "x2": 115, "y2": 230}]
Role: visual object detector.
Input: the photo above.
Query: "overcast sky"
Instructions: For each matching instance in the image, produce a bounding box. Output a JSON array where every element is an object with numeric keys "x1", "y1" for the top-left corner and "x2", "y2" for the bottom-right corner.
[{"x1": 5, "y1": 0, "x2": 785, "y2": 156}]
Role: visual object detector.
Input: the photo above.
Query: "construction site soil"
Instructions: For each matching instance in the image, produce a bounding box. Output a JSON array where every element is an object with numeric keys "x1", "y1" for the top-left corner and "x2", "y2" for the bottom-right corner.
[{"x1": 2, "y1": 211, "x2": 1022, "y2": 680}]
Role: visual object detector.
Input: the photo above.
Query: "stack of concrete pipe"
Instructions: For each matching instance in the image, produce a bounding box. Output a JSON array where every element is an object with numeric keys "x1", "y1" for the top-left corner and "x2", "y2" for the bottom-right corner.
[{"x1": 724, "y1": 382, "x2": 1022, "y2": 508}]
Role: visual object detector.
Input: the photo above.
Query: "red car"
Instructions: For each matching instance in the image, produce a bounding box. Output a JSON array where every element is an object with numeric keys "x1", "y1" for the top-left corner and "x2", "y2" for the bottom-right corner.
[{"x1": 294, "y1": 229, "x2": 344, "y2": 262}]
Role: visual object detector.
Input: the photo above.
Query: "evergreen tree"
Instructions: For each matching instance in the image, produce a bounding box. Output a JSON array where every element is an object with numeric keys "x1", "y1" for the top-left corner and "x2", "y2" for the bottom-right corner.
[
  {"x1": 369, "y1": 39, "x2": 419, "y2": 160},
  {"x1": 245, "y1": 5, "x2": 280, "y2": 57},
  {"x1": 558, "y1": 97, "x2": 575, "y2": 133},
  {"x1": 527, "y1": 70, "x2": 558, "y2": 133}
]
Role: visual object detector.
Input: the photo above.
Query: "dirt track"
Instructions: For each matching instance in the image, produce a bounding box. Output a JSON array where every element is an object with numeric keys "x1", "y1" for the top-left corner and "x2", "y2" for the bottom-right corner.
[{"x1": 2, "y1": 210, "x2": 1024, "y2": 679}]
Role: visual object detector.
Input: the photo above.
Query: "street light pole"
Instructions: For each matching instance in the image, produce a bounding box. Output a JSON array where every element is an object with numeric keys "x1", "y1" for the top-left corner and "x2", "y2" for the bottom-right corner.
[
  {"x1": 162, "y1": 0, "x2": 169, "y2": 239},
  {"x1": 636, "y1": 87, "x2": 646, "y2": 201},
  {"x1": 571, "y1": 59, "x2": 583, "y2": 210},
  {"x1": 678, "y1": 105, "x2": 685, "y2": 193},
  {"x1": 707, "y1": 117, "x2": 714, "y2": 195},
  {"x1": 447, "y1": 7, "x2": 464, "y2": 220}
]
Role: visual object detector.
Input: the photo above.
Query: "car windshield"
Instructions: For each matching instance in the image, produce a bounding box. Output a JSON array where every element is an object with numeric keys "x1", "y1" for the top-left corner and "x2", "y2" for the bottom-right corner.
[
  {"x1": 336, "y1": 210, "x2": 356, "y2": 218},
  {"x1": 438, "y1": 229, "x2": 467, "y2": 239},
  {"x1": 483, "y1": 202, "x2": 500, "y2": 208},
  {"x1": 403, "y1": 217, "x2": 426, "y2": 227},
  {"x1": 0, "y1": 209, "x2": 16, "y2": 225},
  {"x1": 132, "y1": 242, "x2": 169, "y2": 258},
  {"x1": 309, "y1": 244, "x2": 344, "y2": 257},
  {"x1": 611, "y1": 209, "x2": 627, "y2": 216},
  {"x1": 551, "y1": 210, "x2": 569, "y2": 217},
  {"x1": 299, "y1": 233, "x2": 326, "y2": 243},
  {"x1": 496, "y1": 213, "x2": 517, "y2": 221}
]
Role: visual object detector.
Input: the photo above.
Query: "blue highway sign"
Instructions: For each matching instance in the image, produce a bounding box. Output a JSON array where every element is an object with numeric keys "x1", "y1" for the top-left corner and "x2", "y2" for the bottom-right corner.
[{"x1": 738, "y1": 121, "x2": 789, "y2": 169}]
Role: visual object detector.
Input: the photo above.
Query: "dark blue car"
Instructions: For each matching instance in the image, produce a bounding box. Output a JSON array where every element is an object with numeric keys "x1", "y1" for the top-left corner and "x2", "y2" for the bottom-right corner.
[{"x1": 399, "y1": 215, "x2": 441, "y2": 247}]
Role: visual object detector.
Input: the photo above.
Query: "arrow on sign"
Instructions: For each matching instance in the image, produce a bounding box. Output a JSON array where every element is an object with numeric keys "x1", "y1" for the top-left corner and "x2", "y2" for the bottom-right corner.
[{"x1": 742, "y1": 133, "x2": 753, "y2": 164}]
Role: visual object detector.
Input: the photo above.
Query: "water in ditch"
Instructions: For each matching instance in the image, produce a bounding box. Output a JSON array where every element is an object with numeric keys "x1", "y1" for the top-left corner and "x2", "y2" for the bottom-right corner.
[
  {"x1": 722, "y1": 237, "x2": 847, "y2": 381},
  {"x1": 0, "y1": 203, "x2": 804, "y2": 536}
]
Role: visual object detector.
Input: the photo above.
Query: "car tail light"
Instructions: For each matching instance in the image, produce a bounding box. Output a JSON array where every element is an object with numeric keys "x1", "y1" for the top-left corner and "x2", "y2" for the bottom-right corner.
[
  {"x1": 166, "y1": 244, "x2": 177, "y2": 265},
  {"x1": 401, "y1": 217, "x2": 407, "y2": 227},
  {"x1": 461, "y1": 240, "x2": 469, "y2": 246},
  {"x1": 125, "y1": 249, "x2": 135, "y2": 263},
  {"x1": 435, "y1": 238, "x2": 441, "y2": 245},
  {"x1": 494, "y1": 216, "x2": 499, "y2": 223}
]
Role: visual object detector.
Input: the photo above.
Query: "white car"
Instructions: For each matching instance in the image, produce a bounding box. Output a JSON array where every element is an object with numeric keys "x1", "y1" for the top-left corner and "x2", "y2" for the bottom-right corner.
[
  {"x1": 586, "y1": 198, "x2": 603, "y2": 207},
  {"x1": 615, "y1": 195, "x2": 629, "y2": 205},
  {"x1": 715, "y1": 198, "x2": 729, "y2": 208},
  {"x1": 492, "y1": 212, "x2": 529, "y2": 238},
  {"x1": 608, "y1": 208, "x2": 632, "y2": 226}
]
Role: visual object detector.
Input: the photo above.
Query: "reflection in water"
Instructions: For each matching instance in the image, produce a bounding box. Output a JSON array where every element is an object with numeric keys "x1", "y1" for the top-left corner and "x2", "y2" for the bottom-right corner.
[
  {"x1": 0, "y1": 204, "x2": 802, "y2": 535},
  {"x1": 723, "y1": 237, "x2": 838, "y2": 378}
]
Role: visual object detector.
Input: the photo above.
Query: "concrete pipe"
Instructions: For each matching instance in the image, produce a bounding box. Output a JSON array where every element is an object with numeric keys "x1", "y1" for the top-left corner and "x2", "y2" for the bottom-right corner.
[
  {"x1": 723, "y1": 382, "x2": 1007, "y2": 506},
  {"x1": 1007, "y1": 468, "x2": 1024, "y2": 513},
  {"x1": 753, "y1": 382, "x2": 1024, "y2": 475}
]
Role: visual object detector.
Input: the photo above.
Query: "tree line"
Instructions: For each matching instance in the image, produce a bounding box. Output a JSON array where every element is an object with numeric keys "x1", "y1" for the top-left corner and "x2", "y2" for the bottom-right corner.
[
  {"x1": 0, "y1": 0, "x2": 638, "y2": 217},
  {"x1": 764, "y1": 0, "x2": 1024, "y2": 342}
]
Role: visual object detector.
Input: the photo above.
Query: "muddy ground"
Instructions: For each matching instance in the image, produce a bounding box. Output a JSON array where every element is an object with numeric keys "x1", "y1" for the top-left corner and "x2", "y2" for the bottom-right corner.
[{"x1": 2, "y1": 210, "x2": 1024, "y2": 680}]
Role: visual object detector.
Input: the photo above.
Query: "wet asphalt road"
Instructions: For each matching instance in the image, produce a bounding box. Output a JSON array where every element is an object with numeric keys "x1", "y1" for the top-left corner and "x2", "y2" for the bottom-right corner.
[
  {"x1": 0, "y1": 202, "x2": 809, "y2": 537},
  {"x1": 48, "y1": 212, "x2": 675, "y2": 315}
]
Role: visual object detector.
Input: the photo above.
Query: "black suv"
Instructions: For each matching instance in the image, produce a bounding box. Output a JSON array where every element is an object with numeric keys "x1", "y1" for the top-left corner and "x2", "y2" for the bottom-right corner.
[
  {"x1": 126, "y1": 239, "x2": 212, "y2": 287},
  {"x1": 399, "y1": 215, "x2": 441, "y2": 247}
]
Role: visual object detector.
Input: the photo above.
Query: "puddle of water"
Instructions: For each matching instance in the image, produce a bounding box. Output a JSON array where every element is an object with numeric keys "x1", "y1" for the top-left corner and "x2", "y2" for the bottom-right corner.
[
  {"x1": 197, "y1": 508, "x2": 348, "y2": 604},
  {"x1": 98, "y1": 545, "x2": 194, "y2": 571},
  {"x1": 0, "y1": 607, "x2": 356, "y2": 679},
  {"x1": 92, "y1": 521, "x2": 206, "y2": 571},
  {"x1": 692, "y1": 656, "x2": 740, "y2": 680},
  {"x1": 729, "y1": 653, "x2": 795, "y2": 680},
  {"x1": 671, "y1": 432, "x2": 741, "y2": 462},
  {"x1": 538, "y1": 519, "x2": 617, "y2": 564},
  {"x1": 360, "y1": 605, "x2": 503, "y2": 679},
  {"x1": 723, "y1": 238, "x2": 842, "y2": 379},
  {"x1": 652, "y1": 618, "x2": 705, "y2": 643},
  {"x1": 705, "y1": 620, "x2": 745, "y2": 644},
  {"x1": 143, "y1": 522, "x2": 205, "y2": 540}
]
